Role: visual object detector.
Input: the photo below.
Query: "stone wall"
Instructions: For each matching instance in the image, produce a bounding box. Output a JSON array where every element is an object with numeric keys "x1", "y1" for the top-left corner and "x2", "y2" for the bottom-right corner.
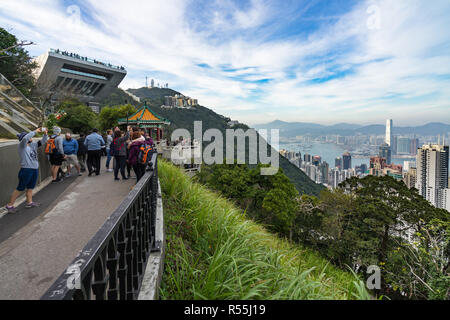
[{"x1": 0, "y1": 140, "x2": 52, "y2": 206}]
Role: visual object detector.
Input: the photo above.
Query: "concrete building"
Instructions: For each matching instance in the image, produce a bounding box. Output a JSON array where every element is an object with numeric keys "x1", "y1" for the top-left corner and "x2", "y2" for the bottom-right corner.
[
  {"x1": 379, "y1": 143, "x2": 392, "y2": 165},
  {"x1": 33, "y1": 49, "x2": 127, "y2": 105},
  {"x1": 415, "y1": 144, "x2": 450, "y2": 210},
  {"x1": 162, "y1": 94, "x2": 198, "y2": 109},
  {"x1": 397, "y1": 137, "x2": 411, "y2": 155},
  {"x1": 369, "y1": 156, "x2": 387, "y2": 177},
  {"x1": 386, "y1": 119, "x2": 393, "y2": 147},
  {"x1": 342, "y1": 152, "x2": 352, "y2": 170},
  {"x1": 404, "y1": 167, "x2": 417, "y2": 189},
  {"x1": 335, "y1": 157, "x2": 342, "y2": 170}
]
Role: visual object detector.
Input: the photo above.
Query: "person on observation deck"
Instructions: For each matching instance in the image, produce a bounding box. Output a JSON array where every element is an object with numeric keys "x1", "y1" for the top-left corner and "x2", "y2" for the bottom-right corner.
[{"x1": 5, "y1": 128, "x2": 48, "y2": 213}]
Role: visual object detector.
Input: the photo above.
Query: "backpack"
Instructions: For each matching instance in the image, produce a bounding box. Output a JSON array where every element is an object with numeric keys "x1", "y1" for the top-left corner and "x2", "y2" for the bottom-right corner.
[
  {"x1": 45, "y1": 136, "x2": 57, "y2": 154},
  {"x1": 112, "y1": 138, "x2": 125, "y2": 156},
  {"x1": 138, "y1": 142, "x2": 154, "y2": 165}
]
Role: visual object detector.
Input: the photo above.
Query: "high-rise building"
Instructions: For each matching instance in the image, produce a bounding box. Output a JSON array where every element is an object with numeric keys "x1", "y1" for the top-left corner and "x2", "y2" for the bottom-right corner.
[
  {"x1": 342, "y1": 152, "x2": 352, "y2": 170},
  {"x1": 335, "y1": 157, "x2": 342, "y2": 170},
  {"x1": 410, "y1": 138, "x2": 419, "y2": 156},
  {"x1": 386, "y1": 119, "x2": 393, "y2": 147},
  {"x1": 320, "y1": 161, "x2": 329, "y2": 184},
  {"x1": 379, "y1": 143, "x2": 392, "y2": 164},
  {"x1": 397, "y1": 137, "x2": 411, "y2": 155},
  {"x1": 369, "y1": 156, "x2": 387, "y2": 177},
  {"x1": 392, "y1": 135, "x2": 398, "y2": 155},
  {"x1": 312, "y1": 155, "x2": 321, "y2": 166},
  {"x1": 304, "y1": 153, "x2": 312, "y2": 163},
  {"x1": 404, "y1": 168, "x2": 417, "y2": 189},
  {"x1": 415, "y1": 144, "x2": 450, "y2": 210},
  {"x1": 403, "y1": 161, "x2": 416, "y2": 172}
]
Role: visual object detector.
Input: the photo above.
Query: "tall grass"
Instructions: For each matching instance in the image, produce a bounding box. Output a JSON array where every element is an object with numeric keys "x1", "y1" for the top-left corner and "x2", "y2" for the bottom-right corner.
[{"x1": 158, "y1": 160, "x2": 370, "y2": 300}]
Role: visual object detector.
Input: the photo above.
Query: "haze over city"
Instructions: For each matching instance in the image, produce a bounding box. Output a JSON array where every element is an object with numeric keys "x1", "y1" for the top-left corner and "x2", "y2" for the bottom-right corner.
[{"x1": 0, "y1": 0, "x2": 449, "y2": 126}]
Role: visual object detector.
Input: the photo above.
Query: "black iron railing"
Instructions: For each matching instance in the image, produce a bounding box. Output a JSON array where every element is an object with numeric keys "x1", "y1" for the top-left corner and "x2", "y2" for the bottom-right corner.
[{"x1": 41, "y1": 153, "x2": 159, "y2": 300}]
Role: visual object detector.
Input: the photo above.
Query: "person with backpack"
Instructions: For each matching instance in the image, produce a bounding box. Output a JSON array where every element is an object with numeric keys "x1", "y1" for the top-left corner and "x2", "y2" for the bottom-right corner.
[
  {"x1": 111, "y1": 126, "x2": 131, "y2": 181},
  {"x1": 128, "y1": 131, "x2": 147, "y2": 182},
  {"x1": 46, "y1": 126, "x2": 66, "y2": 183},
  {"x1": 77, "y1": 133, "x2": 88, "y2": 172},
  {"x1": 5, "y1": 128, "x2": 48, "y2": 213}
]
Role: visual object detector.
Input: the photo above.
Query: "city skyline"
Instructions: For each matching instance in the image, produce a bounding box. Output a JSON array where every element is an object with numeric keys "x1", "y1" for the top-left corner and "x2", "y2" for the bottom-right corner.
[{"x1": 0, "y1": 0, "x2": 449, "y2": 126}]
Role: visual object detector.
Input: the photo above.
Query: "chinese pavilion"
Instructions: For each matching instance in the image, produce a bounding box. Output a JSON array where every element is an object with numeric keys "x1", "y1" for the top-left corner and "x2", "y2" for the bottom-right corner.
[{"x1": 118, "y1": 104, "x2": 171, "y2": 141}]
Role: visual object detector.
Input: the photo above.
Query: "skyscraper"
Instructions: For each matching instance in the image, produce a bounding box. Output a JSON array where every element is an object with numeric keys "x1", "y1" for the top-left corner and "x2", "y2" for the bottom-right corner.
[
  {"x1": 379, "y1": 143, "x2": 392, "y2": 164},
  {"x1": 386, "y1": 119, "x2": 393, "y2": 147},
  {"x1": 410, "y1": 138, "x2": 419, "y2": 156},
  {"x1": 415, "y1": 144, "x2": 450, "y2": 211},
  {"x1": 342, "y1": 152, "x2": 352, "y2": 170},
  {"x1": 397, "y1": 137, "x2": 411, "y2": 155},
  {"x1": 335, "y1": 157, "x2": 342, "y2": 170}
]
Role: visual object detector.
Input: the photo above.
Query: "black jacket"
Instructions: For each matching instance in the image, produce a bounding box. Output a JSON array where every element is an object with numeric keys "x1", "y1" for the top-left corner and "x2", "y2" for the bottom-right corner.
[{"x1": 77, "y1": 137, "x2": 88, "y2": 156}]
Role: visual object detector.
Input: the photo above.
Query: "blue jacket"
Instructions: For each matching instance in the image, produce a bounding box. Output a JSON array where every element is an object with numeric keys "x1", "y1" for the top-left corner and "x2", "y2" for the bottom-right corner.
[
  {"x1": 63, "y1": 138, "x2": 79, "y2": 155},
  {"x1": 84, "y1": 132, "x2": 105, "y2": 151}
]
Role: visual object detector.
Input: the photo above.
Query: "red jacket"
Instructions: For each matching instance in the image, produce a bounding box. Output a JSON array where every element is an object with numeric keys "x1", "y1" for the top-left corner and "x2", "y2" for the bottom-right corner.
[{"x1": 128, "y1": 140, "x2": 144, "y2": 166}]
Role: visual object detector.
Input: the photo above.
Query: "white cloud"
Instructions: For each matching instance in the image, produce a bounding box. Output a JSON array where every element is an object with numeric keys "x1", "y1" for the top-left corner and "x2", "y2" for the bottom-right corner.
[{"x1": 0, "y1": 0, "x2": 448, "y2": 126}]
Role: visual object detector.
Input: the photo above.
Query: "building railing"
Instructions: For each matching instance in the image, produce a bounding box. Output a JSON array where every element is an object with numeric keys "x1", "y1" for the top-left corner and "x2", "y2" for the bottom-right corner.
[
  {"x1": 41, "y1": 153, "x2": 159, "y2": 300},
  {"x1": 49, "y1": 49, "x2": 126, "y2": 71}
]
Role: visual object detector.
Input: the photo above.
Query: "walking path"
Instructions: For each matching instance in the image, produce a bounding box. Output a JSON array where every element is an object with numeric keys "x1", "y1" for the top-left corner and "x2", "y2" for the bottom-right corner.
[{"x1": 0, "y1": 158, "x2": 135, "y2": 299}]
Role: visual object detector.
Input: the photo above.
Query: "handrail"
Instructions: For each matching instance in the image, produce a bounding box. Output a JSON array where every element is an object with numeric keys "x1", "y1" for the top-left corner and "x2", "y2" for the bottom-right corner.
[
  {"x1": 41, "y1": 153, "x2": 159, "y2": 300},
  {"x1": 0, "y1": 72, "x2": 42, "y2": 118}
]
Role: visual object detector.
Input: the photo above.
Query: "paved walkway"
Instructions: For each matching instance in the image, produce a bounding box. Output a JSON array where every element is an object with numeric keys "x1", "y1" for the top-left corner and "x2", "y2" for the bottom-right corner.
[{"x1": 0, "y1": 158, "x2": 135, "y2": 299}]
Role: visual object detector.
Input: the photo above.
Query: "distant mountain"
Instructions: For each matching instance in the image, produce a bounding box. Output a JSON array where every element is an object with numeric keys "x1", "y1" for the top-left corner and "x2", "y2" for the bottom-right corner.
[
  {"x1": 255, "y1": 120, "x2": 450, "y2": 137},
  {"x1": 127, "y1": 87, "x2": 180, "y2": 100}
]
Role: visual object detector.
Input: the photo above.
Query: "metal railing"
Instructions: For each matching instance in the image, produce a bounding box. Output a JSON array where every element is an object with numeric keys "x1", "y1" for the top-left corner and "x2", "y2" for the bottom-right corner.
[{"x1": 41, "y1": 153, "x2": 159, "y2": 300}]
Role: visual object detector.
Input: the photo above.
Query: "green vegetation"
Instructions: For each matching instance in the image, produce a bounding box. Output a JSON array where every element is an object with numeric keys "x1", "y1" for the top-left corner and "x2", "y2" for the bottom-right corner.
[
  {"x1": 54, "y1": 99, "x2": 98, "y2": 134},
  {"x1": 159, "y1": 160, "x2": 368, "y2": 300},
  {"x1": 304, "y1": 176, "x2": 449, "y2": 300},
  {"x1": 0, "y1": 27, "x2": 37, "y2": 97},
  {"x1": 100, "y1": 88, "x2": 140, "y2": 108},
  {"x1": 197, "y1": 163, "x2": 450, "y2": 300},
  {"x1": 98, "y1": 104, "x2": 136, "y2": 131}
]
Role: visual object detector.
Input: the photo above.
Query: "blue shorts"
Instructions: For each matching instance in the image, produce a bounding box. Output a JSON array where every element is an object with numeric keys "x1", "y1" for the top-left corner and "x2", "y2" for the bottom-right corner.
[{"x1": 17, "y1": 168, "x2": 39, "y2": 191}]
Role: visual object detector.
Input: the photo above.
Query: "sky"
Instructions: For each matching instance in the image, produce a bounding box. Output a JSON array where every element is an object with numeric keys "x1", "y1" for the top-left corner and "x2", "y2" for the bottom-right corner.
[{"x1": 0, "y1": 0, "x2": 449, "y2": 126}]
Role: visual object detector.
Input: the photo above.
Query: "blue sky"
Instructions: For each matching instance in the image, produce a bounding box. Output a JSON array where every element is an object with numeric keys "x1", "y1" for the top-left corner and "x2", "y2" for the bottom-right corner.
[{"x1": 0, "y1": 0, "x2": 449, "y2": 126}]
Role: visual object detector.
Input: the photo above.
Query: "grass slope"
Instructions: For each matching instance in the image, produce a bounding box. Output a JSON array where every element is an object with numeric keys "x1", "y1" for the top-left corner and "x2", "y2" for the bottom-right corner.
[{"x1": 158, "y1": 160, "x2": 369, "y2": 300}]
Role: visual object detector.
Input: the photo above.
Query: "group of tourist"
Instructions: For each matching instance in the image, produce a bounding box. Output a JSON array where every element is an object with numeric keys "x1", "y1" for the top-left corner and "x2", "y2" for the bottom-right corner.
[{"x1": 5, "y1": 125, "x2": 155, "y2": 213}]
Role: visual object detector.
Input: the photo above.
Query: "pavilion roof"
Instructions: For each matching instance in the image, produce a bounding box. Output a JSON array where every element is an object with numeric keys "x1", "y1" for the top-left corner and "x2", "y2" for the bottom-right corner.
[{"x1": 118, "y1": 105, "x2": 171, "y2": 125}]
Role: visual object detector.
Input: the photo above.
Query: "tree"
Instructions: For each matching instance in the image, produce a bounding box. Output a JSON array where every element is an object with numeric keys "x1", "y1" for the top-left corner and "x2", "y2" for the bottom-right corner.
[
  {"x1": 329, "y1": 175, "x2": 450, "y2": 299},
  {"x1": 0, "y1": 28, "x2": 37, "y2": 97},
  {"x1": 98, "y1": 104, "x2": 136, "y2": 131},
  {"x1": 56, "y1": 99, "x2": 98, "y2": 133}
]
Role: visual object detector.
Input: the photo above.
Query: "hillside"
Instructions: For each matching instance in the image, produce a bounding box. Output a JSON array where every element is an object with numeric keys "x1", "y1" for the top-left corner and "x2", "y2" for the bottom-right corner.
[
  {"x1": 101, "y1": 87, "x2": 324, "y2": 196},
  {"x1": 158, "y1": 160, "x2": 368, "y2": 300}
]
